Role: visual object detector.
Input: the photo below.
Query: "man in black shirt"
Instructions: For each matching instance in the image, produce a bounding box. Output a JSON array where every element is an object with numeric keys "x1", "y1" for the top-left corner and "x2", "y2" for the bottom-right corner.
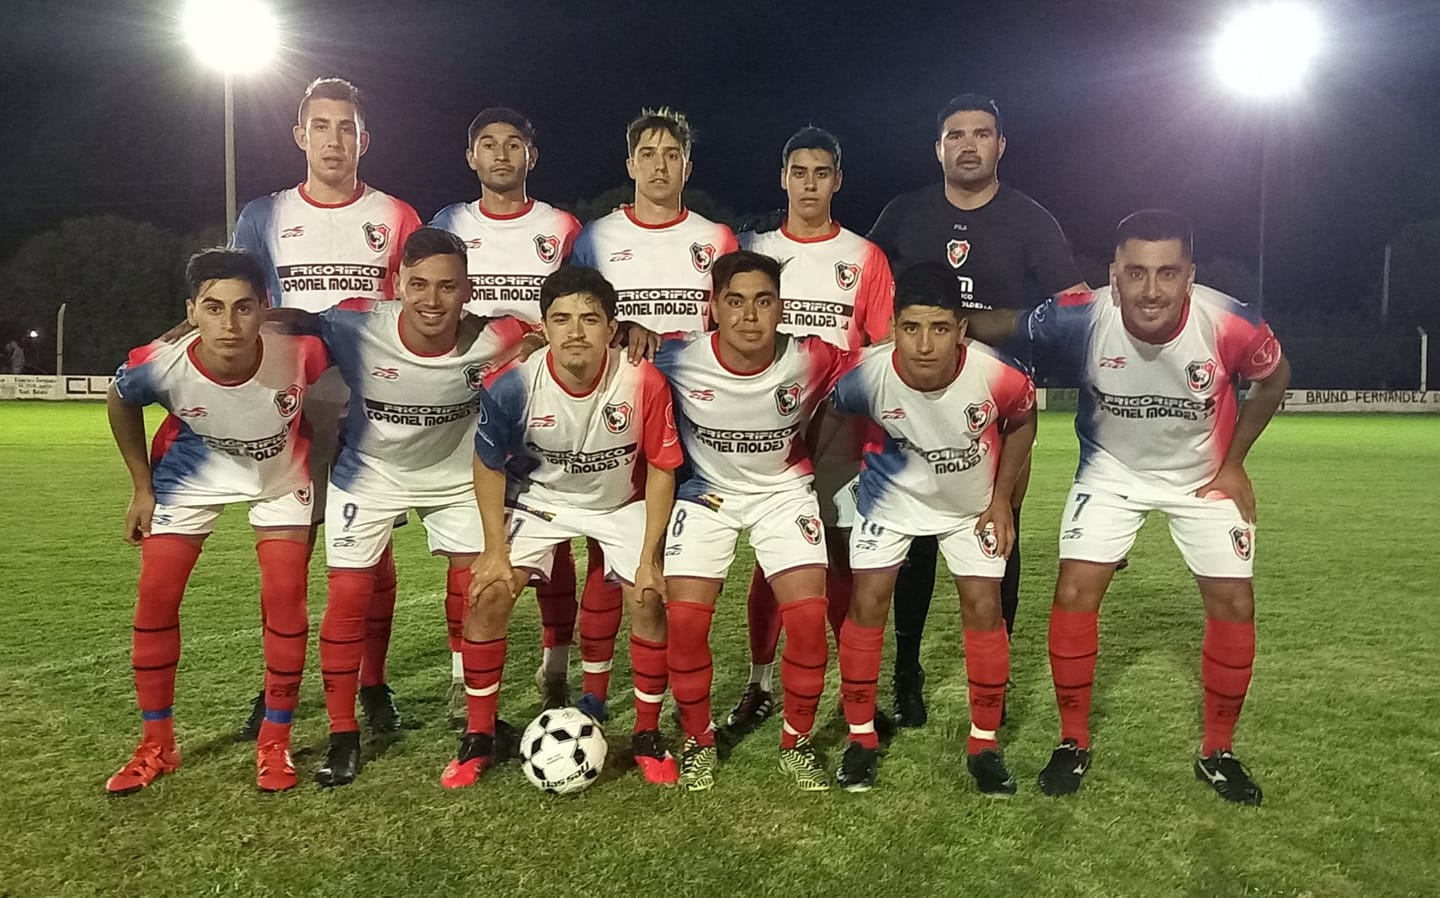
[{"x1": 868, "y1": 93, "x2": 1086, "y2": 728}]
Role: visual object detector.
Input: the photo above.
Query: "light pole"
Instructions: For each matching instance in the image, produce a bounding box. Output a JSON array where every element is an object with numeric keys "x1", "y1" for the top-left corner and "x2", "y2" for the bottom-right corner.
[
  {"x1": 181, "y1": 0, "x2": 278, "y2": 240},
  {"x1": 1212, "y1": 2, "x2": 1322, "y2": 315}
]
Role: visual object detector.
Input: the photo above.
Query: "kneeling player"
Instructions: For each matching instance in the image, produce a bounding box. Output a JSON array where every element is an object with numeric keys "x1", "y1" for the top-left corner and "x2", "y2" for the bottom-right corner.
[
  {"x1": 966, "y1": 209, "x2": 1289, "y2": 805},
  {"x1": 105, "y1": 248, "x2": 328, "y2": 794},
  {"x1": 829, "y1": 263, "x2": 1035, "y2": 794},
  {"x1": 656, "y1": 251, "x2": 855, "y2": 792},
  {"x1": 449, "y1": 266, "x2": 683, "y2": 787}
]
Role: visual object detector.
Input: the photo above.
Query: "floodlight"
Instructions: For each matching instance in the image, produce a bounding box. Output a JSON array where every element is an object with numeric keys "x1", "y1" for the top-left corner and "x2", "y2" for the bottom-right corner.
[{"x1": 182, "y1": 0, "x2": 278, "y2": 75}]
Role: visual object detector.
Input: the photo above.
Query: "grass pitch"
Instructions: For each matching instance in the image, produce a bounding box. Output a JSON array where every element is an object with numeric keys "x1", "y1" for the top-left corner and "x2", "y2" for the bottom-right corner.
[{"x1": 1, "y1": 404, "x2": 1437, "y2": 897}]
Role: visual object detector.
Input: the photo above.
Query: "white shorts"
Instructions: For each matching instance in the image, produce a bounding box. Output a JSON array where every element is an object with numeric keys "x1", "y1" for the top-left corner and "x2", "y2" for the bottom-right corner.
[
  {"x1": 325, "y1": 483, "x2": 483, "y2": 569},
  {"x1": 1058, "y1": 483, "x2": 1255, "y2": 579},
  {"x1": 508, "y1": 499, "x2": 646, "y2": 585},
  {"x1": 848, "y1": 513, "x2": 1006, "y2": 579},
  {"x1": 664, "y1": 485, "x2": 827, "y2": 581},
  {"x1": 811, "y1": 411, "x2": 863, "y2": 528},
  {"x1": 149, "y1": 487, "x2": 314, "y2": 536},
  {"x1": 833, "y1": 474, "x2": 861, "y2": 530}
]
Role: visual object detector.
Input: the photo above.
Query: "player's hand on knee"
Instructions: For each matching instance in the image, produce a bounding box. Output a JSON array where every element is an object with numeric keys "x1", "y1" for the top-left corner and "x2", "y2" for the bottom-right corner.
[
  {"x1": 468, "y1": 550, "x2": 514, "y2": 603},
  {"x1": 1196, "y1": 462, "x2": 1256, "y2": 523},
  {"x1": 124, "y1": 490, "x2": 156, "y2": 545},
  {"x1": 632, "y1": 559, "x2": 667, "y2": 604},
  {"x1": 977, "y1": 500, "x2": 1015, "y2": 558}
]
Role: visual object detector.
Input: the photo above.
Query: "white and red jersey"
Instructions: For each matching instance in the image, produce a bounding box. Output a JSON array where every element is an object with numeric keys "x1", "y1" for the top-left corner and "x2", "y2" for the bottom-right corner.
[
  {"x1": 571, "y1": 206, "x2": 739, "y2": 334},
  {"x1": 740, "y1": 222, "x2": 894, "y2": 351},
  {"x1": 1014, "y1": 284, "x2": 1283, "y2": 497},
  {"x1": 112, "y1": 326, "x2": 330, "y2": 505},
  {"x1": 429, "y1": 198, "x2": 582, "y2": 322},
  {"x1": 654, "y1": 332, "x2": 853, "y2": 499},
  {"x1": 233, "y1": 183, "x2": 422, "y2": 312},
  {"x1": 302, "y1": 301, "x2": 530, "y2": 503},
  {"x1": 476, "y1": 348, "x2": 683, "y2": 512},
  {"x1": 832, "y1": 342, "x2": 1034, "y2": 531}
]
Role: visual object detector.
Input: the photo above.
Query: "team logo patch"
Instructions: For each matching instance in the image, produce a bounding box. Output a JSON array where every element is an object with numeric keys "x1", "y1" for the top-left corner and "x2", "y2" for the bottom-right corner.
[
  {"x1": 946, "y1": 239, "x2": 970, "y2": 268},
  {"x1": 534, "y1": 234, "x2": 560, "y2": 264},
  {"x1": 774, "y1": 383, "x2": 802, "y2": 416},
  {"x1": 964, "y1": 400, "x2": 996, "y2": 433},
  {"x1": 1186, "y1": 359, "x2": 1218, "y2": 392},
  {"x1": 294, "y1": 486, "x2": 312, "y2": 506},
  {"x1": 529, "y1": 414, "x2": 556, "y2": 428},
  {"x1": 1250, "y1": 335, "x2": 1280, "y2": 372},
  {"x1": 690, "y1": 242, "x2": 717, "y2": 273},
  {"x1": 280, "y1": 225, "x2": 304, "y2": 239},
  {"x1": 834, "y1": 261, "x2": 861, "y2": 291},
  {"x1": 796, "y1": 515, "x2": 822, "y2": 546},
  {"x1": 688, "y1": 388, "x2": 715, "y2": 401},
  {"x1": 977, "y1": 526, "x2": 1000, "y2": 558},
  {"x1": 273, "y1": 384, "x2": 303, "y2": 418},
  {"x1": 463, "y1": 363, "x2": 489, "y2": 391},
  {"x1": 363, "y1": 221, "x2": 392, "y2": 253},
  {"x1": 178, "y1": 406, "x2": 207, "y2": 418},
  {"x1": 1230, "y1": 525, "x2": 1253, "y2": 561},
  {"x1": 603, "y1": 401, "x2": 632, "y2": 434},
  {"x1": 370, "y1": 366, "x2": 399, "y2": 380},
  {"x1": 1100, "y1": 355, "x2": 1127, "y2": 369}
]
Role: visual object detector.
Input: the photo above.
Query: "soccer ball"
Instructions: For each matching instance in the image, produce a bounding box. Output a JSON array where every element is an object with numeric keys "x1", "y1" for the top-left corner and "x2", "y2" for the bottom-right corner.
[{"x1": 519, "y1": 707, "x2": 608, "y2": 794}]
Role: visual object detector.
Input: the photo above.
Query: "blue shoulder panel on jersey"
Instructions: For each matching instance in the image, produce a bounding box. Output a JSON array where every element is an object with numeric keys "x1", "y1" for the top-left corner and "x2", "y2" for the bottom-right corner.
[
  {"x1": 429, "y1": 202, "x2": 462, "y2": 230},
  {"x1": 570, "y1": 225, "x2": 597, "y2": 269},
  {"x1": 1009, "y1": 295, "x2": 1091, "y2": 383},
  {"x1": 474, "y1": 367, "x2": 525, "y2": 470},
  {"x1": 111, "y1": 356, "x2": 158, "y2": 407},
  {"x1": 856, "y1": 435, "x2": 909, "y2": 521},
  {"x1": 830, "y1": 365, "x2": 872, "y2": 418},
  {"x1": 233, "y1": 195, "x2": 282, "y2": 306}
]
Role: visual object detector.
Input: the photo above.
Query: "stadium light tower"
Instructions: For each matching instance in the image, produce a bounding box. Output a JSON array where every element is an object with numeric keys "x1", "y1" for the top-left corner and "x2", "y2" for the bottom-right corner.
[
  {"x1": 1212, "y1": 2, "x2": 1323, "y2": 314},
  {"x1": 182, "y1": 0, "x2": 279, "y2": 240}
]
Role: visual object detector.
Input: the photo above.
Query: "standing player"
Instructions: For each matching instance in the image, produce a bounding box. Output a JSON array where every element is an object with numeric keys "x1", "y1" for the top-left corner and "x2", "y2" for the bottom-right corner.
[
  {"x1": 966, "y1": 210, "x2": 1288, "y2": 804},
  {"x1": 656, "y1": 251, "x2": 854, "y2": 793},
  {"x1": 105, "y1": 248, "x2": 328, "y2": 794},
  {"x1": 867, "y1": 93, "x2": 1086, "y2": 727},
  {"x1": 232, "y1": 77, "x2": 422, "y2": 738},
  {"x1": 829, "y1": 263, "x2": 1036, "y2": 794},
  {"x1": 275, "y1": 229, "x2": 532, "y2": 787},
  {"x1": 452, "y1": 266, "x2": 683, "y2": 787},
  {"x1": 725, "y1": 126, "x2": 894, "y2": 731},
  {"x1": 572, "y1": 107, "x2": 739, "y2": 335},
  {"x1": 430, "y1": 107, "x2": 587, "y2": 721}
]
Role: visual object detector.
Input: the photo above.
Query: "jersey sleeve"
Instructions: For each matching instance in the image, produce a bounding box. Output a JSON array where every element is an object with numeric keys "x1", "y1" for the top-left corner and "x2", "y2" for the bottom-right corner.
[
  {"x1": 1024, "y1": 206, "x2": 1085, "y2": 295},
  {"x1": 639, "y1": 362, "x2": 684, "y2": 470},
  {"x1": 856, "y1": 242, "x2": 895, "y2": 345},
  {"x1": 111, "y1": 343, "x2": 165, "y2": 407},
  {"x1": 558, "y1": 212, "x2": 584, "y2": 262},
  {"x1": 717, "y1": 225, "x2": 740, "y2": 256},
  {"x1": 232, "y1": 197, "x2": 282, "y2": 305},
  {"x1": 570, "y1": 224, "x2": 598, "y2": 269},
  {"x1": 473, "y1": 368, "x2": 527, "y2": 470},
  {"x1": 991, "y1": 357, "x2": 1037, "y2": 429},
  {"x1": 1007, "y1": 290, "x2": 1093, "y2": 380},
  {"x1": 807, "y1": 337, "x2": 860, "y2": 396},
  {"x1": 1218, "y1": 313, "x2": 1284, "y2": 382},
  {"x1": 830, "y1": 364, "x2": 872, "y2": 419},
  {"x1": 384, "y1": 202, "x2": 424, "y2": 300}
]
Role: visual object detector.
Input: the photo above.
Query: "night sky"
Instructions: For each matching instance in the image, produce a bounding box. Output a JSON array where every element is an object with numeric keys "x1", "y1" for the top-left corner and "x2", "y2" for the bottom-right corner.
[{"x1": 3, "y1": 0, "x2": 1439, "y2": 316}]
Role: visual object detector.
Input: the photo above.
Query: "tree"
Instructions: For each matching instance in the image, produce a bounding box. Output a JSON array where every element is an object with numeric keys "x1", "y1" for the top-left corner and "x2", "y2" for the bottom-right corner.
[{"x1": 6, "y1": 216, "x2": 183, "y2": 374}]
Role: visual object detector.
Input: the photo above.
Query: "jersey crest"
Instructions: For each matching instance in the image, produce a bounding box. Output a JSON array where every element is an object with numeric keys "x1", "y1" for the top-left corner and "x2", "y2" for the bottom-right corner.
[
  {"x1": 602, "y1": 401, "x2": 632, "y2": 434},
  {"x1": 464, "y1": 362, "x2": 490, "y2": 391},
  {"x1": 774, "y1": 383, "x2": 802, "y2": 416},
  {"x1": 964, "y1": 399, "x2": 995, "y2": 433},
  {"x1": 977, "y1": 526, "x2": 1000, "y2": 558},
  {"x1": 363, "y1": 221, "x2": 392, "y2": 253},
  {"x1": 946, "y1": 239, "x2": 970, "y2": 268},
  {"x1": 273, "y1": 384, "x2": 303, "y2": 418},
  {"x1": 1186, "y1": 359, "x2": 1217, "y2": 392},
  {"x1": 1230, "y1": 525, "x2": 1253, "y2": 560},
  {"x1": 796, "y1": 514, "x2": 822, "y2": 545},
  {"x1": 534, "y1": 234, "x2": 560, "y2": 264},
  {"x1": 834, "y1": 261, "x2": 861, "y2": 291},
  {"x1": 690, "y1": 242, "x2": 717, "y2": 273}
]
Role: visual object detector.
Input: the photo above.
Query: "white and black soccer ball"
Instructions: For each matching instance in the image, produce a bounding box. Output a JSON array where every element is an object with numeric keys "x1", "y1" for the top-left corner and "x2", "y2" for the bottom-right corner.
[{"x1": 519, "y1": 707, "x2": 608, "y2": 794}]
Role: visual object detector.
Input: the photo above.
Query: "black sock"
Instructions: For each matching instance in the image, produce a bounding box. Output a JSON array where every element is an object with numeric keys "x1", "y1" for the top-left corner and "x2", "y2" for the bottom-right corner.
[
  {"x1": 892, "y1": 535, "x2": 938, "y2": 675},
  {"x1": 1001, "y1": 504, "x2": 1022, "y2": 636}
]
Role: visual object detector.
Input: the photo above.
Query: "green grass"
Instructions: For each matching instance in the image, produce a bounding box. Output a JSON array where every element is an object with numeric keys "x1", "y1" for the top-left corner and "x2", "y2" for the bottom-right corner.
[{"x1": 2, "y1": 404, "x2": 1438, "y2": 897}]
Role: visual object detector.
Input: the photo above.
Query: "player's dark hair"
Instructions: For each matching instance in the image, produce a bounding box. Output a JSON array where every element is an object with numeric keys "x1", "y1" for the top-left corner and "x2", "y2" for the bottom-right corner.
[
  {"x1": 1114, "y1": 209, "x2": 1194, "y2": 259},
  {"x1": 299, "y1": 77, "x2": 365, "y2": 128},
  {"x1": 185, "y1": 247, "x2": 271, "y2": 305},
  {"x1": 893, "y1": 262, "x2": 965, "y2": 318},
  {"x1": 539, "y1": 266, "x2": 618, "y2": 320},
  {"x1": 782, "y1": 126, "x2": 842, "y2": 169},
  {"x1": 711, "y1": 250, "x2": 782, "y2": 296},
  {"x1": 467, "y1": 107, "x2": 536, "y2": 147},
  {"x1": 400, "y1": 227, "x2": 468, "y2": 268},
  {"x1": 935, "y1": 93, "x2": 1003, "y2": 137},
  {"x1": 626, "y1": 107, "x2": 694, "y2": 156}
]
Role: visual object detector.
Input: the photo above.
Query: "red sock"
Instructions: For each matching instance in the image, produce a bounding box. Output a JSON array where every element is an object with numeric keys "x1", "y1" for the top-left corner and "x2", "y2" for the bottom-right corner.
[
  {"x1": 320, "y1": 568, "x2": 374, "y2": 733},
  {"x1": 445, "y1": 567, "x2": 470, "y2": 653},
  {"x1": 630, "y1": 634, "x2": 668, "y2": 733},
  {"x1": 359, "y1": 543, "x2": 396, "y2": 688},
  {"x1": 536, "y1": 541, "x2": 578, "y2": 650},
  {"x1": 963, "y1": 626, "x2": 1009, "y2": 754},
  {"x1": 667, "y1": 601, "x2": 716, "y2": 746},
  {"x1": 838, "y1": 619, "x2": 884, "y2": 749},
  {"x1": 1049, "y1": 608, "x2": 1099, "y2": 749},
  {"x1": 257, "y1": 539, "x2": 309, "y2": 745},
  {"x1": 579, "y1": 546, "x2": 622, "y2": 700},
  {"x1": 825, "y1": 570, "x2": 852, "y2": 646},
  {"x1": 1201, "y1": 617, "x2": 1256, "y2": 755},
  {"x1": 779, "y1": 597, "x2": 829, "y2": 748},
  {"x1": 133, "y1": 536, "x2": 201, "y2": 745},
  {"x1": 745, "y1": 565, "x2": 782, "y2": 667},
  {"x1": 462, "y1": 636, "x2": 507, "y2": 736}
]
